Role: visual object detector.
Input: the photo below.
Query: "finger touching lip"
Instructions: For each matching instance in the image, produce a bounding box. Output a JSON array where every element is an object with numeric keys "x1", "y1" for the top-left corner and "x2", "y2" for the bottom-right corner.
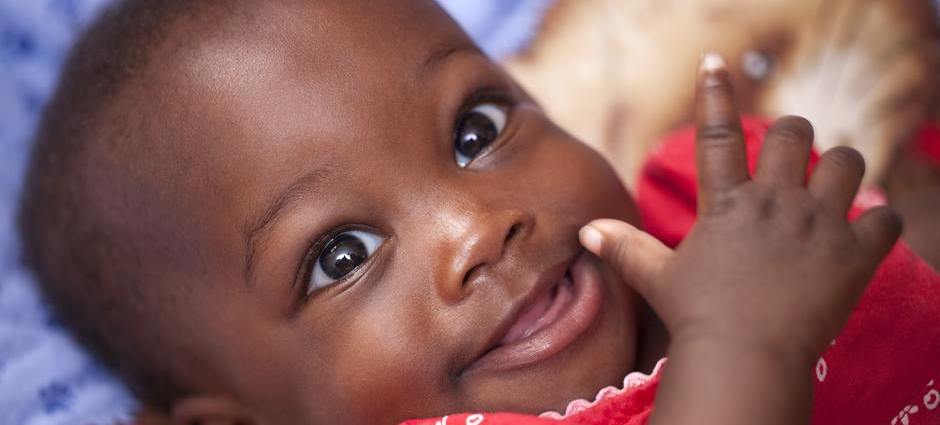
[{"x1": 462, "y1": 251, "x2": 604, "y2": 376}]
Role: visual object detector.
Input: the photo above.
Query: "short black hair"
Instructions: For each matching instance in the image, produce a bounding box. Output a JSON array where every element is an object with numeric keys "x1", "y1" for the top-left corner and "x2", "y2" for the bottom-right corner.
[{"x1": 18, "y1": 0, "x2": 215, "y2": 410}]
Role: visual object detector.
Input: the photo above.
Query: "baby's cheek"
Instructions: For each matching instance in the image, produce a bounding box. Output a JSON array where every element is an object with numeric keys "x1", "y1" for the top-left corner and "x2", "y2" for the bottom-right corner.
[
  {"x1": 575, "y1": 257, "x2": 643, "y2": 384},
  {"x1": 325, "y1": 311, "x2": 453, "y2": 421},
  {"x1": 549, "y1": 131, "x2": 637, "y2": 225}
]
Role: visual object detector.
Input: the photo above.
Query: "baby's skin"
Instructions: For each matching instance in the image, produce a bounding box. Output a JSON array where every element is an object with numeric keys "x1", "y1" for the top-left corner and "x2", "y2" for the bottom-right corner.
[{"x1": 43, "y1": 1, "x2": 896, "y2": 424}]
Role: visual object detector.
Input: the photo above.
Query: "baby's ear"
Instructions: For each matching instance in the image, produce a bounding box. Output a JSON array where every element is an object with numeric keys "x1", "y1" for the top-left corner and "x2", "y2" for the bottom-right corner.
[{"x1": 168, "y1": 395, "x2": 256, "y2": 425}]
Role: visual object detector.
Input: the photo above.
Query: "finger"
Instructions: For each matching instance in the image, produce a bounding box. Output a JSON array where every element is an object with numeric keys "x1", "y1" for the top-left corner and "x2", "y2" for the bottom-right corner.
[
  {"x1": 852, "y1": 206, "x2": 902, "y2": 263},
  {"x1": 695, "y1": 53, "x2": 749, "y2": 213},
  {"x1": 580, "y1": 219, "x2": 673, "y2": 301},
  {"x1": 755, "y1": 116, "x2": 814, "y2": 188},
  {"x1": 808, "y1": 146, "x2": 866, "y2": 216}
]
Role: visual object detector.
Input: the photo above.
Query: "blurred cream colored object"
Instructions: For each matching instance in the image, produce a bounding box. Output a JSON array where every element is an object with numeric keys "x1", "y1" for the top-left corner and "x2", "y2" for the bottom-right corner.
[{"x1": 505, "y1": 0, "x2": 940, "y2": 186}]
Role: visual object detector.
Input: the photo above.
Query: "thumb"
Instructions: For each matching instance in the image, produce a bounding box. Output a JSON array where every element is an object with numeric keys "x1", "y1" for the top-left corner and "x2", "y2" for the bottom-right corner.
[{"x1": 579, "y1": 219, "x2": 672, "y2": 300}]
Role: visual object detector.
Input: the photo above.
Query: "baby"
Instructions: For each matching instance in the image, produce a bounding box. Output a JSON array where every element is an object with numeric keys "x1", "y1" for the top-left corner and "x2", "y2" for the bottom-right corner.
[{"x1": 16, "y1": 1, "x2": 940, "y2": 424}]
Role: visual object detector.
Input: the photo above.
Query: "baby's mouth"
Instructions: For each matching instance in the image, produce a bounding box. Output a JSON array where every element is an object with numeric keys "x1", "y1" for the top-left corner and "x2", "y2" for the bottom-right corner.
[
  {"x1": 498, "y1": 272, "x2": 574, "y2": 345},
  {"x1": 463, "y1": 251, "x2": 604, "y2": 375}
]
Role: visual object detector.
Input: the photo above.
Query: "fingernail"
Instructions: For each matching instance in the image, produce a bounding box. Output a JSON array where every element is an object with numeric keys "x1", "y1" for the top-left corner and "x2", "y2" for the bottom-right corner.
[
  {"x1": 699, "y1": 53, "x2": 726, "y2": 88},
  {"x1": 700, "y1": 52, "x2": 726, "y2": 72},
  {"x1": 579, "y1": 225, "x2": 603, "y2": 254}
]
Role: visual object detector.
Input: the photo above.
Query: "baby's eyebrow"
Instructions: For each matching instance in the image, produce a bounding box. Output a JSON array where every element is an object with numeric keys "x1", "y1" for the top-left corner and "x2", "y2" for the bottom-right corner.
[
  {"x1": 242, "y1": 167, "x2": 333, "y2": 285},
  {"x1": 417, "y1": 40, "x2": 481, "y2": 76}
]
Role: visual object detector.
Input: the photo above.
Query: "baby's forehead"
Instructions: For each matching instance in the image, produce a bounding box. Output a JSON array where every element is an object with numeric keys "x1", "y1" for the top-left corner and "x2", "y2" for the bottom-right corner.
[
  {"x1": 136, "y1": 0, "x2": 473, "y2": 151},
  {"x1": 109, "y1": 0, "x2": 479, "y2": 240},
  {"x1": 151, "y1": 1, "x2": 468, "y2": 88},
  {"x1": 128, "y1": 1, "x2": 472, "y2": 168}
]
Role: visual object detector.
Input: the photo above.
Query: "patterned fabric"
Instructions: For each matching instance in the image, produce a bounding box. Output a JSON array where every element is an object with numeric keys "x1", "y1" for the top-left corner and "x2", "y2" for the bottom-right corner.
[
  {"x1": 0, "y1": 1, "x2": 549, "y2": 423},
  {"x1": 0, "y1": 2, "x2": 140, "y2": 424}
]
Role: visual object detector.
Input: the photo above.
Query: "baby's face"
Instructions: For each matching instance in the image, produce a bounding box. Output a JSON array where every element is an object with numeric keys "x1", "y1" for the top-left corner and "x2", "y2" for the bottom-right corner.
[{"x1": 128, "y1": 1, "x2": 643, "y2": 423}]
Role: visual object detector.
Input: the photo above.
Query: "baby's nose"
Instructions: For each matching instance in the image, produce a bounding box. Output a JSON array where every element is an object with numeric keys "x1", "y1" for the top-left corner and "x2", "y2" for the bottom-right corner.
[{"x1": 432, "y1": 205, "x2": 533, "y2": 303}]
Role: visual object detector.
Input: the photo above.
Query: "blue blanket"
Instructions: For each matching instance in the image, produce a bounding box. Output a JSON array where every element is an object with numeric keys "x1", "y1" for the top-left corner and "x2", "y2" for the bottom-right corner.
[{"x1": 0, "y1": 0, "x2": 550, "y2": 423}]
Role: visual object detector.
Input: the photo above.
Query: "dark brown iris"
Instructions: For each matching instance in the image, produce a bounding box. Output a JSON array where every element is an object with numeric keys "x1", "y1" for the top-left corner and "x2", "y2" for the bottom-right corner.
[
  {"x1": 455, "y1": 111, "x2": 498, "y2": 161},
  {"x1": 319, "y1": 233, "x2": 368, "y2": 279}
]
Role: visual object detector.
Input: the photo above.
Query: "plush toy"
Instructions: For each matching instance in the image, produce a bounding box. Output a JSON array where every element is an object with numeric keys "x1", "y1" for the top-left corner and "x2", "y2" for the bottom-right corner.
[{"x1": 505, "y1": 0, "x2": 940, "y2": 186}]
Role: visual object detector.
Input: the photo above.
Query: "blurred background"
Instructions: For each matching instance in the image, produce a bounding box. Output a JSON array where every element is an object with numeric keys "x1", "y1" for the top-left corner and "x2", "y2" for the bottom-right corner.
[{"x1": 1, "y1": 0, "x2": 937, "y2": 423}]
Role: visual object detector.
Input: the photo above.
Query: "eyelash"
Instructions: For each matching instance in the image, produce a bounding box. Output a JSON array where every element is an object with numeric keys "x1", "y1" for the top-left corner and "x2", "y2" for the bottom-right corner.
[
  {"x1": 456, "y1": 85, "x2": 516, "y2": 124},
  {"x1": 450, "y1": 85, "x2": 517, "y2": 169}
]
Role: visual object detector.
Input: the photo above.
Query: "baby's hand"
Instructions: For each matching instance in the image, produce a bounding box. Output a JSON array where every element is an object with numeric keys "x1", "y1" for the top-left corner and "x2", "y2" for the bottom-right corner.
[{"x1": 579, "y1": 54, "x2": 901, "y2": 425}]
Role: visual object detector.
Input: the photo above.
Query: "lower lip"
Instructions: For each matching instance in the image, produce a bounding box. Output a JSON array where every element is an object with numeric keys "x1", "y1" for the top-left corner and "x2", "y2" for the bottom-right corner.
[{"x1": 464, "y1": 251, "x2": 604, "y2": 375}]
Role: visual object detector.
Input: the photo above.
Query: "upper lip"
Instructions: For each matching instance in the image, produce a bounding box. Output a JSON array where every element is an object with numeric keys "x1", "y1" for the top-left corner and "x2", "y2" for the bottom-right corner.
[{"x1": 458, "y1": 246, "x2": 581, "y2": 375}]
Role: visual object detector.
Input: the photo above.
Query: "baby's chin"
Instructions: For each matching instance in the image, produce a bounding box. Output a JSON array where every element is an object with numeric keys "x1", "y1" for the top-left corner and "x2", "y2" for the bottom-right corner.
[{"x1": 458, "y1": 252, "x2": 641, "y2": 414}]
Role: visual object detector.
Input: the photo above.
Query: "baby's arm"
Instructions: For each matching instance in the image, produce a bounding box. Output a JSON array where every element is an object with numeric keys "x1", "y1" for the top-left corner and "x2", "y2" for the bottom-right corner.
[{"x1": 579, "y1": 54, "x2": 901, "y2": 425}]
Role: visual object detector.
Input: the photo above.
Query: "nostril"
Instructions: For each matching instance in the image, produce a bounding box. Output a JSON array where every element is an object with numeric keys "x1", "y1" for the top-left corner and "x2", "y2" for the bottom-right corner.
[
  {"x1": 463, "y1": 264, "x2": 482, "y2": 287},
  {"x1": 462, "y1": 222, "x2": 525, "y2": 288},
  {"x1": 505, "y1": 223, "x2": 522, "y2": 244}
]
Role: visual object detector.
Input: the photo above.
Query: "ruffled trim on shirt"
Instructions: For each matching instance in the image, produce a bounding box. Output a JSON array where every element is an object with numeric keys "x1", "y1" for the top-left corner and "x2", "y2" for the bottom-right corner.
[{"x1": 538, "y1": 358, "x2": 667, "y2": 420}]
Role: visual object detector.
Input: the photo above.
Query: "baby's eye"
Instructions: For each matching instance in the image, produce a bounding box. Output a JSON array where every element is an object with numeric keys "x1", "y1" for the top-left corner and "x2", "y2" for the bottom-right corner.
[
  {"x1": 453, "y1": 103, "x2": 507, "y2": 167},
  {"x1": 309, "y1": 230, "x2": 384, "y2": 293}
]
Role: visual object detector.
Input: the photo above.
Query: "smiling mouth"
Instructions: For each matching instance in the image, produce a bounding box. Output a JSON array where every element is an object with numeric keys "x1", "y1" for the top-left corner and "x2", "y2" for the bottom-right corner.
[{"x1": 462, "y1": 251, "x2": 604, "y2": 375}]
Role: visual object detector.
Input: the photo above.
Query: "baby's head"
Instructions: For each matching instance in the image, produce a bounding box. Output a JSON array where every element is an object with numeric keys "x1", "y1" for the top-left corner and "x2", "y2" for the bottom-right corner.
[{"x1": 19, "y1": 1, "x2": 651, "y2": 423}]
